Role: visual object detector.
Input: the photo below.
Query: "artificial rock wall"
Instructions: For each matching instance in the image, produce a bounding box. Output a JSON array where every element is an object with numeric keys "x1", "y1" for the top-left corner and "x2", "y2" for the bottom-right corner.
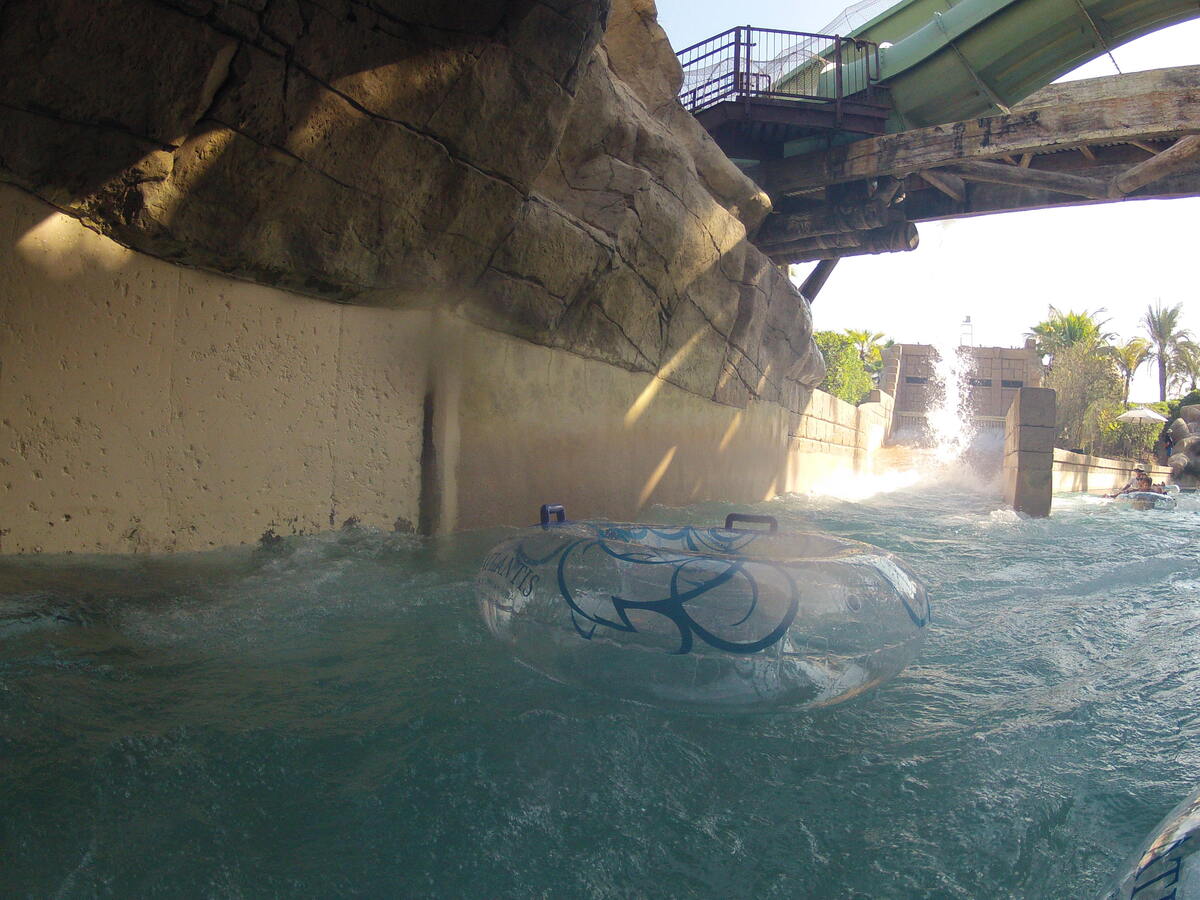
[
  {"x1": 0, "y1": 0, "x2": 822, "y2": 405},
  {"x1": 0, "y1": 0, "x2": 831, "y2": 552}
]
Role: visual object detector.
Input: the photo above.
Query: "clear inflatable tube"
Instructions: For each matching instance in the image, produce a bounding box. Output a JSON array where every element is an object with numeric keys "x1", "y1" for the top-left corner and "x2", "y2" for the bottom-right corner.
[
  {"x1": 1102, "y1": 783, "x2": 1200, "y2": 899},
  {"x1": 476, "y1": 506, "x2": 930, "y2": 712},
  {"x1": 1113, "y1": 492, "x2": 1177, "y2": 511}
]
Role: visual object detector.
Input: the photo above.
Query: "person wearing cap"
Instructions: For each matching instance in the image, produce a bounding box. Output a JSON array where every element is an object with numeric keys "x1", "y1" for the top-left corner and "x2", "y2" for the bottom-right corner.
[{"x1": 1108, "y1": 467, "x2": 1150, "y2": 498}]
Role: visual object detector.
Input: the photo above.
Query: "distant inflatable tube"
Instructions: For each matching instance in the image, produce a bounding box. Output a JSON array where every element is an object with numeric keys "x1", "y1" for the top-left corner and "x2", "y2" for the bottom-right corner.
[
  {"x1": 1113, "y1": 492, "x2": 1177, "y2": 511},
  {"x1": 1103, "y1": 784, "x2": 1200, "y2": 899},
  {"x1": 476, "y1": 506, "x2": 930, "y2": 713}
]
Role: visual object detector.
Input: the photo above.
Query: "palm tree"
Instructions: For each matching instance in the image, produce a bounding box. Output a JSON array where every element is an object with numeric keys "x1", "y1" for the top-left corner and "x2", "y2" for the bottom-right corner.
[
  {"x1": 1142, "y1": 301, "x2": 1191, "y2": 401},
  {"x1": 1171, "y1": 339, "x2": 1200, "y2": 394},
  {"x1": 1027, "y1": 306, "x2": 1112, "y2": 358},
  {"x1": 844, "y1": 329, "x2": 890, "y2": 384},
  {"x1": 1104, "y1": 338, "x2": 1150, "y2": 404},
  {"x1": 844, "y1": 329, "x2": 886, "y2": 364}
]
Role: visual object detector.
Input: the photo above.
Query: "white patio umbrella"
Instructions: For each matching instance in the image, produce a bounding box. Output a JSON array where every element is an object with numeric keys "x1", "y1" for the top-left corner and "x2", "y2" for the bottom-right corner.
[{"x1": 1116, "y1": 407, "x2": 1168, "y2": 424}]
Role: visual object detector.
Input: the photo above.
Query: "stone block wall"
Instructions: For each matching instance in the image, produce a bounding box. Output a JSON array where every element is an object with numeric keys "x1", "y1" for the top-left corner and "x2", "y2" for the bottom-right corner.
[
  {"x1": 783, "y1": 386, "x2": 895, "y2": 490},
  {"x1": 893, "y1": 342, "x2": 1044, "y2": 421},
  {"x1": 878, "y1": 346, "x2": 901, "y2": 399},
  {"x1": 1003, "y1": 387, "x2": 1056, "y2": 516}
]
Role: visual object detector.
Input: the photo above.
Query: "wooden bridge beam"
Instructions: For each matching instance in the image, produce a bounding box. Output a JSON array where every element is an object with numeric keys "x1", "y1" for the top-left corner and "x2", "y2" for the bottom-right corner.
[
  {"x1": 754, "y1": 65, "x2": 1200, "y2": 196},
  {"x1": 919, "y1": 169, "x2": 965, "y2": 202},
  {"x1": 766, "y1": 222, "x2": 919, "y2": 265},
  {"x1": 755, "y1": 199, "x2": 898, "y2": 248},
  {"x1": 1111, "y1": 134, "x2": 1200, "y2": 196},
  {"x1": 948, "y1": 160, "x2": 1110, "y2": 200},
  {"x1": 900, "y1": 166, "x2": 1200, "y2": 222}
]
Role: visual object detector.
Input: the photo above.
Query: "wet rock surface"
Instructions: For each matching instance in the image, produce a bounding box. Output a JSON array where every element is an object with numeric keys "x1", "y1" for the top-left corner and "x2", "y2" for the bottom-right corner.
[
  {"x1": 1168, "y1": 404, "x2": 1200, "y2": 487},
  {"x1": 0, "y1": 0, "x2": 822, "y2": 405}
]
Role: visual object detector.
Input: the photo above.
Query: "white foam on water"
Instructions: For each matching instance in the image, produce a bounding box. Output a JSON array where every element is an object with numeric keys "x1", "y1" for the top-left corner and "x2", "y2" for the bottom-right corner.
[{"x1": 804, "y1": 465, "x2": 923, "y2": 501}]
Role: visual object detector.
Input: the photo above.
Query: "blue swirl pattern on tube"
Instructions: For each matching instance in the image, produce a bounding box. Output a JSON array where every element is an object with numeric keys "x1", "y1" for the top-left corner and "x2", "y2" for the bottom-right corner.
[{"x1": 476, "y1": 519, "x2": 930, "y2": 712}]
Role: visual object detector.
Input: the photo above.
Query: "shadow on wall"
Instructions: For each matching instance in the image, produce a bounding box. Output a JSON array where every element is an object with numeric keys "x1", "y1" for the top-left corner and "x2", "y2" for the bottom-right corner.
[
  {"x1": 1, "y1": 184, "x2": 430, "y2": 554},
  {"x1": 2, "y1": 0, "x2": 824, "y2": 409},
  {"x1": 3, "y1": 185, "x2": 801, "y2": 553},
  {"x1": 1, "y1": 0, "x2": 606, "y2": 298},
  {"x1": 0, "y1": 1, "x2": 833, "y2": 550}
]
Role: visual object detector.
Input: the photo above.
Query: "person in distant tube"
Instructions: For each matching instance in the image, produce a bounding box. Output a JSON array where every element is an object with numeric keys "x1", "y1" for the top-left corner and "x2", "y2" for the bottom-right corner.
[
  {"x1": 1108, "y1": 467, "x2": 1145, "y2": 496},
  {"x1": 1107, "y1": 469, "x2": 1164, "y2": 497}
]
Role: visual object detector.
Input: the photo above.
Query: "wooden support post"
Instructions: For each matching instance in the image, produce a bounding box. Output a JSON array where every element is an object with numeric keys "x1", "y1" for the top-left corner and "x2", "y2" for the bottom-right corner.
[
  {"x1": 919, "y1": 169, "x2": 966, "y2": 202},
  {"x1": 756, "y1": 200, "x2": 897, "y2": 248},
  {"x1": 948, "y1": 160, "x2": 1110, "y2": 200},
  {"x1": 798, "y1": 259, "x2": 839, "y2": 303},
  {"x1": 768, "y1": 222, "x2": 919, "y2": 265},
  {"x1": 1111, "y1": 134, "x2": 1200, "y2": 196},
  {"x1": 873, "y1": 176, "x2": 905, "y2": 206}
]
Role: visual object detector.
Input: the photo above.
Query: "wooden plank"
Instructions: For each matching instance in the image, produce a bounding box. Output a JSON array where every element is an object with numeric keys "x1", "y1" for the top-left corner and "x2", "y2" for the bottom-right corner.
[
  {"x1": 756, "y1": 200, "x2": 895, "y2": 247},
  {"x1": 1013, "y1": 65, "x2": 1200, "y2": 109},
  {"x1": 901, "y1": 167, "x2": 1200, "y2": 222},
  {"x1": 756, "y1": 67, "x2": 1200, "y2": 195},
  {"x1": 767, "y1": 222, "x2": 918, "y2": 265},
  {"x1": 919, "y1": 169, "x2": 966, "y2": 202},
  {"x1": 873, "y1": 175, "x2": 905, "y2": 205},
  {"x1": 1112, "y1": 134, "x2": 1200, "y2": 195},
  {"x1": 949, "y1": 160, "x2": 1110, "y2": 200}
]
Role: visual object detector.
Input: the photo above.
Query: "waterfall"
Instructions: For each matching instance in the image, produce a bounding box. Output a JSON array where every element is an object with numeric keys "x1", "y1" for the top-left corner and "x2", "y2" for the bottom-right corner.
[{"x1": 926, "y1": 341, "x2": 977, "y2": 463}]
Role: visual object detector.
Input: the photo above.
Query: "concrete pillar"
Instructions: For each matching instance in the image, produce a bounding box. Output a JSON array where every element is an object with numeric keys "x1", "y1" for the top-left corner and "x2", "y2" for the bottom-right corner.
[{"x1": 1003, "y1": 387, "x2": 1056, "y2": 517}]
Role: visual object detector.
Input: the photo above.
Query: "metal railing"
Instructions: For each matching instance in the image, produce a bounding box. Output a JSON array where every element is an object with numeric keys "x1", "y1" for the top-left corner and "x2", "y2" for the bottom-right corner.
[{"x1": 677, "y1": 27, "x2": 881, "y2": 116}]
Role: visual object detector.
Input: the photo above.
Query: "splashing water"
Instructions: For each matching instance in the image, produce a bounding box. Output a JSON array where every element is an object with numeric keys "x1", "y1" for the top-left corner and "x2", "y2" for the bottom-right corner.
[
  {"x1": 803, "y1": 445, "x2": 1001, "y2": 503},
  {"x1": 5, "y1": 486, "x2": 1200, "y2": 898},
  {"x1": 927, "y1": 341, "x2": 977, "y2": 462}
]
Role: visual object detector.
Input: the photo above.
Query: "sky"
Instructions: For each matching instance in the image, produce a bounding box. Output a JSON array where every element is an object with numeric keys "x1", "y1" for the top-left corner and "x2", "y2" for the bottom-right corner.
[{"x1": 654, "y1": 2, "x2": 1200, "y2": 403}]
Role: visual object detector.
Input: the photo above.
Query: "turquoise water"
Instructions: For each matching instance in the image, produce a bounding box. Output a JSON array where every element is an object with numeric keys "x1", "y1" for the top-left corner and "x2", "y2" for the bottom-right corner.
[{"x1": 3, "y1": 485, "x2": 1200, "y2": 897}]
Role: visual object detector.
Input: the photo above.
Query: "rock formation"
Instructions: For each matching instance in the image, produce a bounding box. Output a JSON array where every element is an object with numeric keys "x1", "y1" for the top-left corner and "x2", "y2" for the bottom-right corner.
[
  {"x1": 1168, "y1": 405, "x2": 1200, "y2": 488},
  {"x1": 0, "y1": 0, "x2": 824, "y2": 408}
]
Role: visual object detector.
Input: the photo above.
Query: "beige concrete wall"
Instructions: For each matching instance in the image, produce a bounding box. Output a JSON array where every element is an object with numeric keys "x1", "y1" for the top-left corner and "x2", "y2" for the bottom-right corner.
[
  {"x1": 1052, "y1": 449, "x2": 1171, "y2": 494},
  {"x1": 438, "y1": 321, "x2": 894, "y2": 531},
  {"x1": 1, "y1": 183, "x2": 429, "y2": 553},
  {"x1": 2, "y1": 183, "x2": 895, "y2": 553}
]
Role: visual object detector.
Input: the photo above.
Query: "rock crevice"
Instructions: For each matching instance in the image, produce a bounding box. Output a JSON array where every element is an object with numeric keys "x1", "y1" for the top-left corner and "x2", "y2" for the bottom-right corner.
[{"x1": 0, "y1": 0, "x2": 824, "y2": 408}]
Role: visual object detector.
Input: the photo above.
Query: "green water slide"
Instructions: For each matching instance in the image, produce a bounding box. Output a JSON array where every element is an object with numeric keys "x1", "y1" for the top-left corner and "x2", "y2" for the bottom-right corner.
[{"x1": 844, "y1": 0, "x2": 1200, "y2": 128}]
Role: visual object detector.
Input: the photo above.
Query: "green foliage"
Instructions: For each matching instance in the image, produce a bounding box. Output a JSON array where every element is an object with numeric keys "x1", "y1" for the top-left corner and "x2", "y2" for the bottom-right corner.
[
  {"x1": 1170, "y1": 391, "x2": 1200, "y2": 419},
  {"x1": 843, "y1": 329, "x2": 891, "y2": 383},
  {"x1": 1104, "y1": 338, "x2": 1150, "y2": 403},
  {"x1": 1045, "y1": 342, "x2": 1124, "y2": 454},
  {"x1": 1091, "y1": 404, "x2": 1162, "y2": 462},
  {"x1": 1171, "y1": 339, "x2": 1200, "y2": 394},
  {"x1": 1027, "y1": 306, "x2": 1112, "y2": 358},
  {"x1": 1047, "y1": 343, "x2": 1162, "y2": 459},
  {"x1": 814, "y1": 330, "x2": 873, "y2": 405}
]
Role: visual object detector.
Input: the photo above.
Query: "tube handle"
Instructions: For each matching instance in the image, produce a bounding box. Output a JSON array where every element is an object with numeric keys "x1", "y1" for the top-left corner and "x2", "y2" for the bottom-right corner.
[
  {"x1": 540, "y1": 504, "x2": 567, "y2": 527},
  {"x1": 724, "y1": 513, "x2": 778, "y2": 533}
]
